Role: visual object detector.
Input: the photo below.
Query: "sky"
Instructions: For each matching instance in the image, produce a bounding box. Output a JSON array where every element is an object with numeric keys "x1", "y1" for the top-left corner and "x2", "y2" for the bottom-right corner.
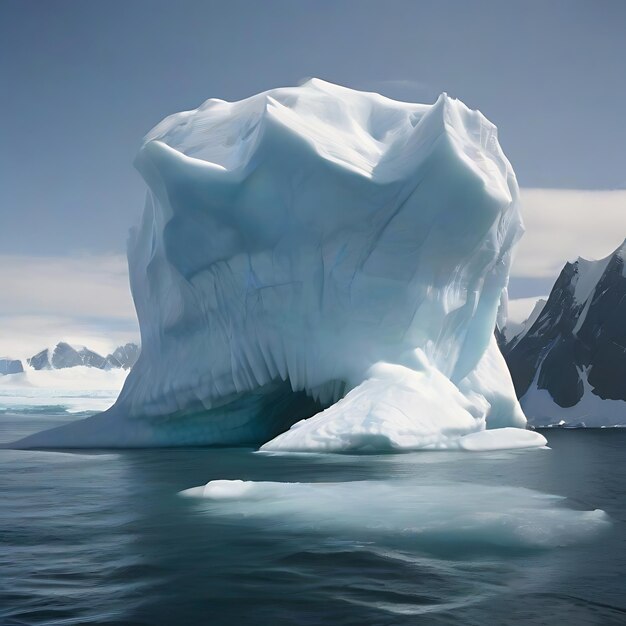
[{"x1": 1, "y1": 0, "x2": 625, "y2": 356}]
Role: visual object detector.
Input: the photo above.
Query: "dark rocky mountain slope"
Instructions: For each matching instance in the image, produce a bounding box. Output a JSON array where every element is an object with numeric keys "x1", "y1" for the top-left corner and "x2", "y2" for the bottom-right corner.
[
  {"x1": 503, "y1": 240, "x2": 626, "y2": 425},
  {"x1": 26, "y1": 342, "x2": 140, "y2": 372}
]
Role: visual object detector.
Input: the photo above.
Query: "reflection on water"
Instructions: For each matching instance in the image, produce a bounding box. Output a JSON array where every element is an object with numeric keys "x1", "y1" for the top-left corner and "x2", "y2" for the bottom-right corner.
[{"x1": 1, "y1": 411, "x2": 625, "y2": 625}]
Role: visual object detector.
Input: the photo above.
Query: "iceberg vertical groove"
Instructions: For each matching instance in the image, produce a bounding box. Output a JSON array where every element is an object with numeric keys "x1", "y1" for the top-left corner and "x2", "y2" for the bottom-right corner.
[{"x1": 13, "y1": 79, "x2": 544, "y2": 451}]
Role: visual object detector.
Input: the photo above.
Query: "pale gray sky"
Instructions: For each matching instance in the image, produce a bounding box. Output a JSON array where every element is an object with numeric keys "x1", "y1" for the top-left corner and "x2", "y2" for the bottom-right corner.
[{"x1": 1, "y1": 0, "x2": 625, "y2": 354}]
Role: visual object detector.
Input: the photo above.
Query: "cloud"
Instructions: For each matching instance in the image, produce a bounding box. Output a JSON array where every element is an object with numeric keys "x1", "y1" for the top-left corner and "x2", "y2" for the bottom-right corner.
[
  {"x1": 0, "y1": 314, "x2": 138, "y2": 361},
  {"x1": 506, "y1": 296, "x2": 547, "y2": 326},
  {"x1": 512, "y1": 189, "x2": 626, "y2": 279},
  {"x1": 0, "y1": 254, "x2": 134, "y2": 318},
  {"x1": 0, "y1": 254, "x2": 138, "y2": 359}
]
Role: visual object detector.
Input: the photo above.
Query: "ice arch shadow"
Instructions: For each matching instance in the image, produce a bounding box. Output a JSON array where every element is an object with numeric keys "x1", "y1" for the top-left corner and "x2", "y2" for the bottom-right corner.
[{"x1": 134, "y1": 379, "x2": 332, "y2": 448}]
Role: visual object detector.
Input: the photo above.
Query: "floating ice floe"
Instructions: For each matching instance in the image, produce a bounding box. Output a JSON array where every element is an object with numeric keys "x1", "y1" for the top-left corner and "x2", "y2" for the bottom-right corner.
[{"x1": 182, "y1": 479, "x2": 608, "y2": 551}]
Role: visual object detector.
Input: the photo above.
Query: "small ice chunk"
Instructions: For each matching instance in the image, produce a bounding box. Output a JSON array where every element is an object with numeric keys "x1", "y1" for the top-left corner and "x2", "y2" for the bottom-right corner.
[
  {"x1": 458, "y1": 427, "x2": 547, "y2": 451},
  {"x1": 202, "y1": 479, "x2": 257, "y2": 499}
]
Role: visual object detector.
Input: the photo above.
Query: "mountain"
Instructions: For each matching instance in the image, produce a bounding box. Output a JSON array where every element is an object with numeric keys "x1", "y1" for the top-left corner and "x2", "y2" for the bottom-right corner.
[
  {"x1": 104, "y1": 343, "x2": 140, "y2": 370},
  {"x1": 503, "y1": 240, "x2": 626, "y2": 426},
  {"x1": 504, "y1": 298, "x2": 547, "y2": 349},
  {"x1": 27, "y1": 342, "x2": 139, "y2": 372},
  {"x1": 0, "y1": 358, "x2": 23, "y2": 375},
  {"x1": 28, "y1": 342, "x2": 106, "y2": 370}
]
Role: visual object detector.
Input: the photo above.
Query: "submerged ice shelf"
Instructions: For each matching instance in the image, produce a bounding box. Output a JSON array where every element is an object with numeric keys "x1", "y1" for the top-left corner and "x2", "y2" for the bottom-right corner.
[
  {"x1": 13, "y1": 79, "x2": 543, "y2": 451},
  {"x1": 182, "y1": 479, "x2": 607, "y2": 551}
]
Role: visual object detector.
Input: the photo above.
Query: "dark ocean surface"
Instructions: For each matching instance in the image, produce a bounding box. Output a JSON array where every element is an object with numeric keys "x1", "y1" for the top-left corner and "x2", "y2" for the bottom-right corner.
[{"x1": 1, "y1": 410, "x2": 625, "y2": 625}]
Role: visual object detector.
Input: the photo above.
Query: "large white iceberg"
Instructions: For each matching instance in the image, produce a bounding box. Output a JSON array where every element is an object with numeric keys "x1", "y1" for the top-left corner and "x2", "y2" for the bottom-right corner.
[{"x1": 13, "y1": 79, "x2": 543, "y2": 451}]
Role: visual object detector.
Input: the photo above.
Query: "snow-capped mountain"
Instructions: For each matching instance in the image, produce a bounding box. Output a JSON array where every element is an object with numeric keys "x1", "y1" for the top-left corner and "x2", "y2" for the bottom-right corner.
[
  {"x1": 104, "y1": 343, "x2": 140, "y2": 370},
  {"x1": 504, "y1": 298, "x2": 547, "y2": 349},
  {"x1": 29, "y1": 342, "x2": 107, "y2": 370},
  {"x1": 0, "y1": 359, "x2": 23, "y2": 375},
  {"x1": 503, "y1": 240, "x2": 626, "y2": 426},
  {"x1": 24, "y1": 342, "x2": 140, "y2": 372}
]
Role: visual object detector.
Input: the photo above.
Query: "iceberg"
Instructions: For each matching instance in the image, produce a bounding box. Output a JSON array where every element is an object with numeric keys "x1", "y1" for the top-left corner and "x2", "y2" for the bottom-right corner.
[{"x1": 13, "y1": 79, "x2": 543, "y2": 451}]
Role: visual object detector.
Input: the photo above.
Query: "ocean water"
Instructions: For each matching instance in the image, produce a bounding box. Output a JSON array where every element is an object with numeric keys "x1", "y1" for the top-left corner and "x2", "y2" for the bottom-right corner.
[{"x1": 1, "y1": 411, "x2": 625, "y2": 625}]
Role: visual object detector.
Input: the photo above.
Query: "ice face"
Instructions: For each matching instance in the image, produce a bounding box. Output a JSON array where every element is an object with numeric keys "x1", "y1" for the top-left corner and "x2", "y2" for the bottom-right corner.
[{"x1": 13, "y1": 79, "x2": 535, "y2": 450}]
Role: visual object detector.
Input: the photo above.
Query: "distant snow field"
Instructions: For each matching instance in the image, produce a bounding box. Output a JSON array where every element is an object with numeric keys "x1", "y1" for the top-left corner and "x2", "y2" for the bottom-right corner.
[{"x1": 0, "y1": 367, "x2": 128, "y2": 414}]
